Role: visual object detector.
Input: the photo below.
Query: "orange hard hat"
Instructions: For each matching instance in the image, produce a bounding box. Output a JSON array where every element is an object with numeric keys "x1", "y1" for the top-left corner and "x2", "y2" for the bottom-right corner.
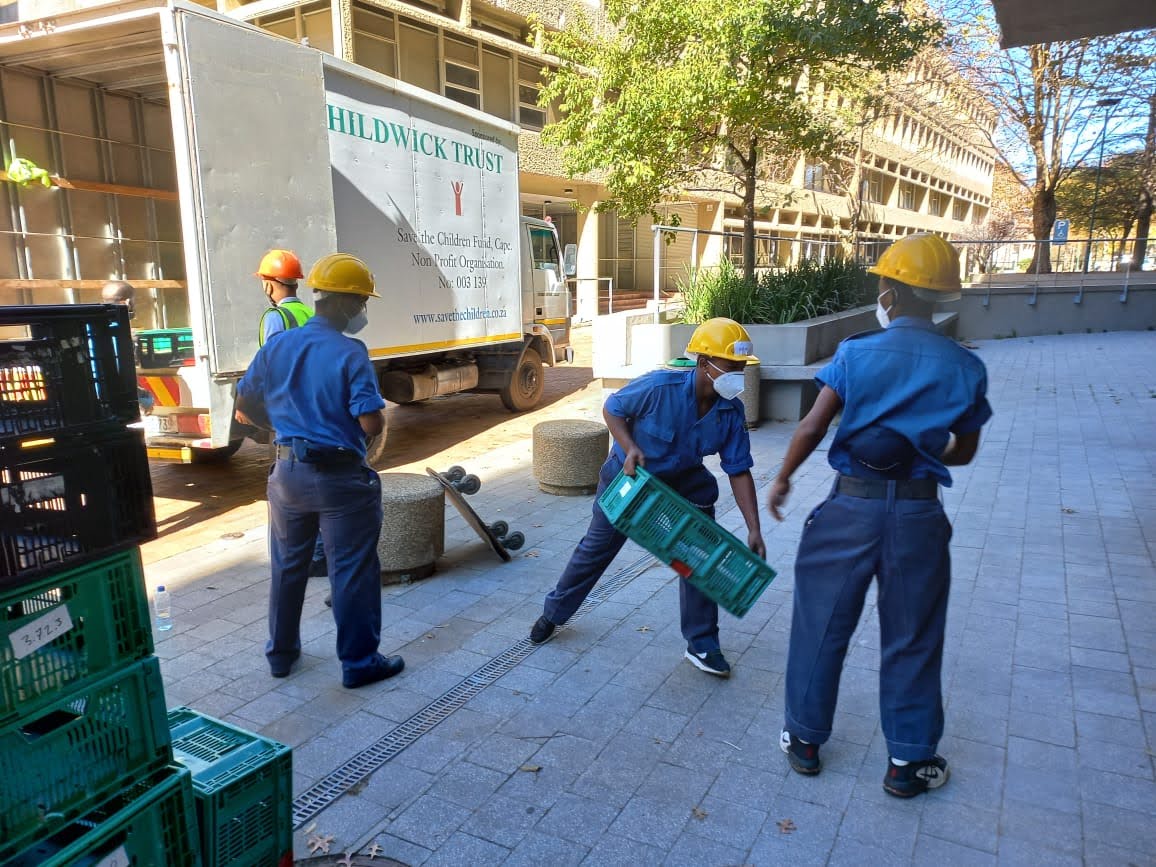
[{"x1": 257, "y1": 249, "x2": 304, "y2": 281}]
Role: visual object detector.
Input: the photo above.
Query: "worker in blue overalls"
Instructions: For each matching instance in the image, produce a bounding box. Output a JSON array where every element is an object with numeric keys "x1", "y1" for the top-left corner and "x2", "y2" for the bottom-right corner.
[
  {"x1": 254, "y1": 249, "x2": 328, "y2": 580},
  {"x1": 768, "y1": 233, "x2": 991, "y2": 797},
  {"x1": 529, "y1": 318, "x2": 766, "y2": 678},
  {"x1": 236, "y1": 252, "x2": 404, "y2": 688}
]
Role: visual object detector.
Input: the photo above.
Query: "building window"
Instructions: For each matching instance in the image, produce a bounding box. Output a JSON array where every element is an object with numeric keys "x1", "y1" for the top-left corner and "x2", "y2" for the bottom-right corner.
[
  {"x1": 953, "y1": 199, "x2": 968, "y2": 221},
  {"x1": 353, "y1": 4, "x2": 397, "y2": 77},
  {"x1": 443, "y1": 34, "x2": 481, "y2": 109},
  {"x1": 899, "y1": 183, "x2": 915, "y2": 211},
  {"x1": 929, "y1": 191, "x2": 946, "y2": 217},
  {"x1": 803, "y1": 162, "x2": 826, "y2": 192},
  {"x1": 859, "y1": 171, "x2": 881, "y2": 204},
  {"x1": 254, "y1": 1, "x2": 334, "y2": 53},
  {"x1": 0, "y1": 1, "x2": 17, "y2": 23},
  {"x1": 518, "y1": 60, "x2": 546, "y2": 131}
]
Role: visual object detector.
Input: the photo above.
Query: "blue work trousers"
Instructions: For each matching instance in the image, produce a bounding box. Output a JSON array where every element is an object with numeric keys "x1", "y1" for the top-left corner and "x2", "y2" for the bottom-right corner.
[
  {"x1": 266, "y1": 458, "x2": 384, "y2": 679},
  {"x1": 543, "y1": 456, "x2": 722, "y2": 653},
  {"x1": 784, "y1": 482, "x2": 952, "y2": 762}
]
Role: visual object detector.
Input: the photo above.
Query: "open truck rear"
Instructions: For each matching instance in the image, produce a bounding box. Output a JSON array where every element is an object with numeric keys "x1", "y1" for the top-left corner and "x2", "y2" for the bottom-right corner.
[{"x1": 0, "y1": 0, "x2": 571, "y2": 465}]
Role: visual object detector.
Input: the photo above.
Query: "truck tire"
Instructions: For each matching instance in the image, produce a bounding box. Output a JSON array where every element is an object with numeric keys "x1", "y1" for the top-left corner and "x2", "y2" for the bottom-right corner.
[{"x1": 500, "y1": 347, "x2": 544, "y2": 412}]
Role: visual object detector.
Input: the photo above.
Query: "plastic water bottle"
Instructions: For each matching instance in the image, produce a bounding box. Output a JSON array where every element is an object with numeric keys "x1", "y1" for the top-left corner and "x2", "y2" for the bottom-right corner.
[{"x1": 154, "y1": 585, "x2": 173, "y2": 632}]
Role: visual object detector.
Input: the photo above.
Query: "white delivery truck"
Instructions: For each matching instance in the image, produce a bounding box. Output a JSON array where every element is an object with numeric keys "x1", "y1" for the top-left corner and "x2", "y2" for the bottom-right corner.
[{"x1": 0, "y1": 0, "x2": 573, "y2": 466}]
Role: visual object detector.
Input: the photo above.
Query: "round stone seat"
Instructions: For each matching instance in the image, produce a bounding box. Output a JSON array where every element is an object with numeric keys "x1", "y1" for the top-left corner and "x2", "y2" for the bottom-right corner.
[
  {"x1": 532, "y1": 419, "x2": 609, "y2": 496},
  {"x1": 377, "y1": 472, "x2": 444, "y2": 584}
]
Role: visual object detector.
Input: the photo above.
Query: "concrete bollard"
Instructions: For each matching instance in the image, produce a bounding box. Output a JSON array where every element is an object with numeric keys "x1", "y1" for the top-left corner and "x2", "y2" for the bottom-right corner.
[
  {"x1": 532, "y1": 419, "x2": 609, "y2": 495},
  {"x1": 377, "y1": 472, "x2": 444, "y2": 584}
]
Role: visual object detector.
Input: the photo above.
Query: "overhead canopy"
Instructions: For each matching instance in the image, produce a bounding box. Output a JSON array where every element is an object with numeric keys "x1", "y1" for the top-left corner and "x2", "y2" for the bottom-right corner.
[{"x1": 989, "y1": 0, "x2": 1156, "y2": 48}]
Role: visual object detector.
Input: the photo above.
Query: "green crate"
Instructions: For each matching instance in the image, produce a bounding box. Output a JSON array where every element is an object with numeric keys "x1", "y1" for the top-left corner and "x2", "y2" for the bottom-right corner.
[
  {"x1": 0, "y1": 549, "x2": 152, "y2": 725},
  {"x1": 7, "y1": 767, "x2": 201, "y2": 866},
  {"x1": 0, "y1": 656, "x2": 174, "y2": 861},
  {"x1": 168, "y1": 707, "x2": 293, "y2": 867},
  {"x1": 598, "y1": 466, "x2": 777, "y2": 617}
]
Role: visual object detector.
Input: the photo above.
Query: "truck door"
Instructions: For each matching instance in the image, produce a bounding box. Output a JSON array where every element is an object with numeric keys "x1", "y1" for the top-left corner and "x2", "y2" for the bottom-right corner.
[{"x1": 172, "y1": 10, "x2": 338, "y2": 376}]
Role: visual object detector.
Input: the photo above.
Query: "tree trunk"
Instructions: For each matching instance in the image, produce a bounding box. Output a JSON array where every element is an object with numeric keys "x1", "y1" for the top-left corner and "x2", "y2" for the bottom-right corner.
[
  {"x1": 1133, "y1": 192, "x2": 1153, "y2": 270},
  {"x1": 742, "y1": 141, "x2": 757, "y2": 283},
  {"x1": 1028, "y1": 185, "x2": 1056, "y2": 274}
]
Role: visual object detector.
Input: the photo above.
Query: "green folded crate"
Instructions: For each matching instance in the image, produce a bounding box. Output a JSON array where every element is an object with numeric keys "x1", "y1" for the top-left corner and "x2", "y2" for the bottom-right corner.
[
  {"x1": 0, "y1": 548, "x2": 152, "y2": 725},
  {"x1": 0, "y1": 656, "x2": 174, "y2": 861},
  {"x1": 169, "y1": 707, "x2": 293, "y2": 867},
  {"x1": 6, "y1": 768, "x2": 202, "y2": 866},
  {"x1": 598, "y1": 466, "x2": 776, "y2": 617}
]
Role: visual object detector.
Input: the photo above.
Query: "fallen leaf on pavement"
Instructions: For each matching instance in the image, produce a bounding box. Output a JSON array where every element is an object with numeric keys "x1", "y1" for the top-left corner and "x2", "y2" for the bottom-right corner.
[
  {"x1": 691, "y1": 806, "x2": 708, "y2": 820},
  {"x1": 366, "y1": 842, "x2": 383, "y2": 859},
  {"x1": 519, "y1": 764, "x2": 542, "y2": 773},
  {"x1": 777, "y1": 818, "x2": 796, "y2": 833},
  {"x1": 307, "y1": 834, "x2": 334, "y2": 854},
  {"x1": 636, "y1": 625, "x2": 652, "y2": 633}
]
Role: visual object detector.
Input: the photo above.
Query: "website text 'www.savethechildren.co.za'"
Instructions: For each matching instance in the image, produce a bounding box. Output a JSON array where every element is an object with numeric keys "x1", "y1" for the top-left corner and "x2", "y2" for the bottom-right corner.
[{"x1": 412, "y1": 306, "x2": 509, "y2": 324}]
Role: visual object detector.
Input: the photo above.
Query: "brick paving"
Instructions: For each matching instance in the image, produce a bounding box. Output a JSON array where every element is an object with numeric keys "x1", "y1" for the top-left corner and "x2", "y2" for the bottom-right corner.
[{"x1": 148, "y1": 331, "x2": 1156, "y2": 865}]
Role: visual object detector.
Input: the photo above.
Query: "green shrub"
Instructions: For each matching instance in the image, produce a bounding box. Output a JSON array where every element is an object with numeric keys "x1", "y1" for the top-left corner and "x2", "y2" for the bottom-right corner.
[{"x1": 677, "y1": 257, "x2": 871, "y2": 325}]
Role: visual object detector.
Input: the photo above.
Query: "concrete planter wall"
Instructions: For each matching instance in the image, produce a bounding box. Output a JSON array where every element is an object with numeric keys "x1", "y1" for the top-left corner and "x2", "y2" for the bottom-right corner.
[{"x1": 628, "y1": 305, "x2": 875, "y2": 370}]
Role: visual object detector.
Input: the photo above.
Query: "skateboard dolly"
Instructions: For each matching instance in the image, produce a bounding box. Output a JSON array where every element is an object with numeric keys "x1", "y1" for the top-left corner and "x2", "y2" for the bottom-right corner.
[{"x1": 428, "y1": 466, "x2": 525, "y2": 560}]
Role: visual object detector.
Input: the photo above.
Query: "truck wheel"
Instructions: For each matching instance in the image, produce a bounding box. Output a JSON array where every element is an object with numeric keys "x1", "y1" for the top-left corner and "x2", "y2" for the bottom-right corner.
[
  {"x1": 191, "y1": 439, "x2": 244, "y2": 464},
  {"x1": 500, "y1": 347, "x2": 544, "y2": 412}
]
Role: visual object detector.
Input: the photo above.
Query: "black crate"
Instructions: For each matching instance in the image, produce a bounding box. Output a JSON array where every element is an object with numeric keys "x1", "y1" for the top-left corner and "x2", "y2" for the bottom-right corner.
[
  {"x1": 0, "y1": 304, "x2": 140, "y2": 445},
  {"x1": 0, "y1": 428, "x2": 156, "y2": 585}
]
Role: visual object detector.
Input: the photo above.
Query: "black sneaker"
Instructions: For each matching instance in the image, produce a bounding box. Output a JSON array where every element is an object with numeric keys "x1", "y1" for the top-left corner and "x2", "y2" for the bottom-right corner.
[
  {"x1": 323, "y1": 593, "x2": 332, "y2": 608},
  {"x1": 308, "y1": 557, "x2": 328, "y2": 578},
  {"x1": 529, "y1": 615, "x2": 556, "y2": 644},
  {"x1": 269, "y1": 651, "x2": 300, "y2": 679},
  {"x1": 343, "y1": 654, "x2": 405, "y2": 689},
  {"x1": 883, "y1": 755, "x2": 949, "y2": 797},
  {"x1": 684, "y1": 648, "x2": 731, "y2": 678},
  {"x1": 780, "y1": 729, "x2": 821, "y2": 775}
]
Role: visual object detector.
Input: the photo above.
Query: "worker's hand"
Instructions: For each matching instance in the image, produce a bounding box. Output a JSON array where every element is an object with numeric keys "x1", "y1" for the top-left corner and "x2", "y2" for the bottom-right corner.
[
  {"x1": 747, "y1": 530, "x2": 766, "y2": 559},
  {"x1": 234, "y1": 409, "x2": 252, "y2": 426},
  {"x1": 623, "y1": 446, "x2": 646, "y2": 477},
  {"x1": 768, "y1": 477, "x2": 791, "y2": 522}
]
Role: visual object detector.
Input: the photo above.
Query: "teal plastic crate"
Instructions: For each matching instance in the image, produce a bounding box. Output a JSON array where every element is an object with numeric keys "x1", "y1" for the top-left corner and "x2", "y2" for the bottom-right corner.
[
  {"x1": 0, "y1": 548, "x2": 152, "y2": 725},
  {"x1": 168, "y1": 707, "x2": 293, "y2": 867},
  {"x1": 598, "y1": 466, "x2": 776, "y2": 617},
  {"x1": 6, "y1": 767, "x2": 202, "y2": 866},
  {"x1": 0, "y1": 656, "x2": 174, "y2": 861}
]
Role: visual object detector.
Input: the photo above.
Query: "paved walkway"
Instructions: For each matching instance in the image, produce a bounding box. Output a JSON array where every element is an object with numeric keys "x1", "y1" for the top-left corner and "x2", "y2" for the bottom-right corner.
[{"x1": 150, "y1": 331, "x2": 1156, "y2": 866}]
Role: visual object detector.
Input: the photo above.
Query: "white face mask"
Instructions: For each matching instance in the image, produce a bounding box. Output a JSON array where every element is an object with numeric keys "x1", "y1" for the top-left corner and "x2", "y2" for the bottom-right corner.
[
  {"x1": 875, "y1": 291, "x2": 894, "y2": 329},
  {"x1": 344, "y1": 309, "x2": 369, "y2": 335},
  {"x1": 706, "y1": 360, "x2": 746, "y2": 400}
]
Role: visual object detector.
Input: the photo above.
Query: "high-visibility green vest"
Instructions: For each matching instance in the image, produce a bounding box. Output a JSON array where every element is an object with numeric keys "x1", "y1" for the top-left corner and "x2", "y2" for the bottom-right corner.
[{"x1": 259, "y1": 298, "x2": 313, "y2": 346}]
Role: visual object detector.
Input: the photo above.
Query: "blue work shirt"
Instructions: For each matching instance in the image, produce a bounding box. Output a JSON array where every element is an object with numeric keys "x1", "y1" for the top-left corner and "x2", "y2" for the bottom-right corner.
[
  {"x1": 605, "y1": 368, "x2": 753, "y2": 476},
  {"x1": 818, "y1": 316, "x2": 992, "y2": 486},
  {"x1": 237, "y1": 317, "x2": 385, "y2": 456}
]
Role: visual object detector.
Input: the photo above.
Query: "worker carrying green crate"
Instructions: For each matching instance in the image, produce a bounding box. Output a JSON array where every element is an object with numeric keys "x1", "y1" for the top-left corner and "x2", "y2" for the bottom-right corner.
[
  {"x1": 528, "y1": 318, "x2": 765, "y2": 678},
  {"x1": 767, "y1": 233, "x2": 992, "y2": 799}
]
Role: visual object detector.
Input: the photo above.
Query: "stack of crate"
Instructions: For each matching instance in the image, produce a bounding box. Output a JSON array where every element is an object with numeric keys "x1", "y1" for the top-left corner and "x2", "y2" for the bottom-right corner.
[{"x1": 0, "y1": 304, "x2": 201, "y2": 865}]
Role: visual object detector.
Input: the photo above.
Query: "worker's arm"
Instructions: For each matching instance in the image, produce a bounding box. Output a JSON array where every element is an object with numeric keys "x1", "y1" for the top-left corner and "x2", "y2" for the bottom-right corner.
[
  {"x1": 359, "y1": 409, "x2": 385, "y2": 438},
  {"x1": 941, "y1": 430, "x2": 980, "y2": 466},
  {"x1": 768, "y1": 386, "x2": 843, "y2": 521},
  {"x1": 728, "y1": 470, "x2": 766, "y2": 558},
  {"x1": 603, "y1": 406, "x2": 645, "y2": 476}
]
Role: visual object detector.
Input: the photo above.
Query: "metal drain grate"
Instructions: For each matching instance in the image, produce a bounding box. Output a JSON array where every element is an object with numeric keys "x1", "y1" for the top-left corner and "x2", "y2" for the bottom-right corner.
[{"x1": 292, "y1": 552, "x2": 657, "y2": 827}]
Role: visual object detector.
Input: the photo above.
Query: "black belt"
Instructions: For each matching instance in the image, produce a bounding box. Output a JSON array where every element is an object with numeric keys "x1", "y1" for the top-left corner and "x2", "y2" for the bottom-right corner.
[
  {"x1": 836, "y1": 474, "x2": 938, "y2": 500},
  {"x1": 275, "y1": 443, "x2": 361, "y2": 466}
]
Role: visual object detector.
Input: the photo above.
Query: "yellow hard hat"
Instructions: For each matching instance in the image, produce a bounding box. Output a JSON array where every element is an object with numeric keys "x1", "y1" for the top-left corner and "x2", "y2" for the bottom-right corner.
[
  {"x1": 685, "y1": 318, "x2": 759, "y2": 362},
  {"x1": 868, "y1": 233, "x2": 962, "y2": 300},
  {"x1": 306, "y1": 253, "x2": 380, "y2": 298}
]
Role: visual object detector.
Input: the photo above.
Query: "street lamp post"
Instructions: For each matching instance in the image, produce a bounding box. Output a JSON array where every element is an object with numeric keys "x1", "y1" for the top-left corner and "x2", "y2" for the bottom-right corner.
[{"x1": 1083, "y1": 97, "x2": 1122, "y2": 273}]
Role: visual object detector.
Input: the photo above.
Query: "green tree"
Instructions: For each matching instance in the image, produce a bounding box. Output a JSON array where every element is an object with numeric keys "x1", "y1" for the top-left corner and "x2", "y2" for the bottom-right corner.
[
  {"x1": 1054, "y1": 152, "x2": 1147, "y2": 239},
  {"x1": 535, "y1": 0, "x2": 939, "y2": 281}
]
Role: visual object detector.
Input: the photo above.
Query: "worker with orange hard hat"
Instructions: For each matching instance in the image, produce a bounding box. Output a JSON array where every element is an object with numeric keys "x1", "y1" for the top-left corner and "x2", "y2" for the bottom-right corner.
[{"x1": 257, "y1": 249, "x2": 311, "y2": 346}]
